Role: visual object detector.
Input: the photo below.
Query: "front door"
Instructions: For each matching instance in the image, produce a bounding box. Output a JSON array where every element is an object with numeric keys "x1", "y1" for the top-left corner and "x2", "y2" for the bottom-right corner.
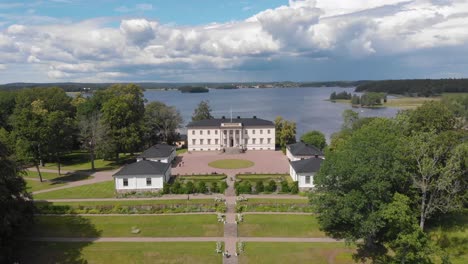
[{"x1": 230, "y1": 139, "x2": 234, "y2": 147}]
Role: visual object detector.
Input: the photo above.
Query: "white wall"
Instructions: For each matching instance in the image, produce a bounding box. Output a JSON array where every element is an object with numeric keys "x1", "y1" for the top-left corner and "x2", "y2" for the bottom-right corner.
[
  {"x1": 289, "y1": 164, "x2": 315, "y2": 188},
  {"x1": 187, "y1": 127, "x2": 221, "y2": 151},
  {"x1": 115, "y1": 175, "x2": 165, "y2": 190}
]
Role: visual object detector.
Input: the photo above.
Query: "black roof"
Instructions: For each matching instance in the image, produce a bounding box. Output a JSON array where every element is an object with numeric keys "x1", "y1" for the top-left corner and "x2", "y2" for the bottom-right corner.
[
  {"x1": 138, "y1": 144, "x2": 175, "y2": 158},
  {"x1": 113, "y1": 160, "x2": 170, "y2": 177},
  {"x1": 290, "y1": 158, "x2": 323, "y2": 173},
  {"x1": 287, "y1": 142, "x2": 323, "y2": 156},
  {"x1": 187, "y1": 117, "x2": 274, "y2": 128}
]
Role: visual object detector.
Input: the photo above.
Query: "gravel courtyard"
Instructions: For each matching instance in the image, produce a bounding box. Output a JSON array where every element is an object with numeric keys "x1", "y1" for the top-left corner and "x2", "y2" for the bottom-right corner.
[{"x1": 172, "y1": 150, "x2": 289, "y2": 176}]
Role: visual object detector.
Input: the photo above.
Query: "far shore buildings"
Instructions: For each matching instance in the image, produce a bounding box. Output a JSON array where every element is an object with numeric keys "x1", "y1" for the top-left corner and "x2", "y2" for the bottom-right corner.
[
  {"x1": 113, "y1": 143, "x2": 175, "y2": 193},
  {"x1": 187, "y1": 116, "x2": 275, "y2": 151}
]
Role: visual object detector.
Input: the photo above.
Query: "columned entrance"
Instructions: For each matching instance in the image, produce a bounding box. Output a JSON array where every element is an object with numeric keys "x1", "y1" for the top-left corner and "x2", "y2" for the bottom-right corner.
[{"x1": 230, "y1": 138, "x2": 234, "y2": 147}]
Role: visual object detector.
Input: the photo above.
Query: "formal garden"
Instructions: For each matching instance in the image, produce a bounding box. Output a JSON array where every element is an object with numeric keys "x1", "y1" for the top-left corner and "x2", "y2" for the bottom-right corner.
[
  {"x1": 208, "y1": 159, "x2": 255, "y2": 169},
  {"x1": 236, "y1": 198, "x2": 312, "y2": 213},
  {"x1": 234, "y1": 174, "x2": 298, "y2": 195}
]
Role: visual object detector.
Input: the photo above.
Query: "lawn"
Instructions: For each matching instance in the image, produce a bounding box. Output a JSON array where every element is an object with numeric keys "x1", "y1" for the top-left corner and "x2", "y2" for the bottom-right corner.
[
  {"x1": 208, "y1": 159, "x2": 254, "y2": 169},
  {"x1": 178, "y1": 174, "x2": 227, "y2": 182},
  {"x1": 41, "y1": 151, "x2": 135, "y2": 171},
  {"x1": 176, "y1": 148, "x2": 188, "y2": 155},
  {"x1": 37, "y1": 199, "x2": 216, "y2": 207},
  {"x1": 33, "y1": 181, "x2": 115, "y2": 199},
  {"x1": 236, "y1": 174, "x2": 293, "y2": 183},
  {"x1": 18, "y1": 242, "x2": 222, "y2": 264},
  {"x1": 25, "y1": 179, "x2": 67, "y2": 192},
  {"x1": 238, "y1": 214, "x2": 325, "y2": 237},
  {"x1": 32, "y1": 215, "x2": 223, "y2": 237},
  {"x1": 238, "y1": 242, "x2": 355, "y2": 264},
  {"x1": 24, "y1": 170, "x2": 91, "y2": 182},
  {"x1": 240, "y1": 198, "x2": 309, "y2": 205}
]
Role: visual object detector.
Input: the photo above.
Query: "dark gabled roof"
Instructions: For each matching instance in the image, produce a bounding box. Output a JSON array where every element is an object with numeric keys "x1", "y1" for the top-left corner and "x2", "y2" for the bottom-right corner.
[
  {"x1": 287, "y1": 142, "x2": 323, "y2": 156},
  {"x1": 113, "y1": 160, "x2": 170, "y2": 177},
  {"x1": 186, "y1": 117, "x2": 274, "y2": 128},
  {"x1": 290, "y1": 158, "x2": 323, "y2": 174},
  {"x1": 138, "y1": 144, "x2": 175, "y2": 158}
]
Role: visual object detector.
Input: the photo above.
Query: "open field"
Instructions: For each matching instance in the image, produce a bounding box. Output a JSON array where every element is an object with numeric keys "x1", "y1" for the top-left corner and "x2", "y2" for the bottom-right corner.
[
  {"x1": 238, "y1": 242, "x2": 355, "y2": 264},
  {"x1": 33, "y1": 181, "x2": 115, "y2": 199},
  {"x1": 25, "y1": 170, "x2": 92, "y2": 182},
  {"x1": 25, "y1": 179, "x2": 67, "y2": 192},
  {"x1": 238, "y1": 214, "x2": 325, "y2": 237},
  {"x1": 40, "y1": 151, "x2": 135, "y2": 171},
  {"x1": 18, "y1": 242, "x2": 222, "y2": 264},
  {"x1": 240, "y1": 198, "x2": 309, "y2": 205},
  {"x1": 37, "y1": 199, "x2": 216, "y2": 207},
  {"x1": 208, "y1": 159, "x2": 255, "y2": 169},
  {"x1": 32, "y1": 215, "x2": 223, "y2": 237}
]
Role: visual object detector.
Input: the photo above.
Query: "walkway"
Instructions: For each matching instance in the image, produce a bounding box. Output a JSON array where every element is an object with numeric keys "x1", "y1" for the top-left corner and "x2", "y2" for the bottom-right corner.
[{"x1": 223, "y1": 172, "x2": 238, "y2": 264}]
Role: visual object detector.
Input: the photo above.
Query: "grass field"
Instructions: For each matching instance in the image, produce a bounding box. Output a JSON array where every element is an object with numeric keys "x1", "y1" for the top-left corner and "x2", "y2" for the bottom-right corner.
[
  {"x1": 25, "y1": 179, "x2": 67, "y2": 192},
  {"x1": 208, "y1": 159, "x2": 254, "y2": 169},
  {"x1": 178, "y1": 175, "x2": 227, "y2": 182},
  {"x1": 41, "y1": 151, "x2": 135, "y2": 171},
  {"x1": 236, "y1": 174, "x2": 293, "y2": 183},
  {"x1": 24, "y1": 170, "x2": 91, "y2": 182},
  {"x1": 238, "y1": 242, "x2": 354, "y2": 264},
  {"x1": 238, "y1": 214, "x2": 325, "y2": 237},
  {"x1": 18, "y1": 242, "x2": 222, "y2": 264},
  {"x1": 176, "y1": 148, "x2": 188, "y2": 155},
  {"x1": 240, "y1": 198, "x2": 309, "y2": 205},
  {"x1": 33, "y1": 181, "x2": 115, "y2": 199},
  {"x1": 32, "y1": 215, "x2": 223, "y2": 237},
  {"x1": 36, "y1": 199, "x2": 216, "y2": 207}
]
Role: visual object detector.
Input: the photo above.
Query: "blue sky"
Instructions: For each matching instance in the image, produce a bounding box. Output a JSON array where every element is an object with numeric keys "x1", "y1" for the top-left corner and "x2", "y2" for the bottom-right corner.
[{"x1": 0, "y1": 0, "x2": 467, "y2": 83}]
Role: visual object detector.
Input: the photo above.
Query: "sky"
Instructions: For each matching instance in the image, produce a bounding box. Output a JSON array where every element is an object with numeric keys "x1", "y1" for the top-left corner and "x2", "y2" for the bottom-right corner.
[{"x1": 0, "y1": 0, "x2": 467, "y2": 83}]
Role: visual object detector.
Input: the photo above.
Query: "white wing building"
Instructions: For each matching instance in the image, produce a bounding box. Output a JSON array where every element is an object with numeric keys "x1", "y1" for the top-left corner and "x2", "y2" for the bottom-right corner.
[{"x1": 187, "y1": 116, "x2": 275, "y2": 151}]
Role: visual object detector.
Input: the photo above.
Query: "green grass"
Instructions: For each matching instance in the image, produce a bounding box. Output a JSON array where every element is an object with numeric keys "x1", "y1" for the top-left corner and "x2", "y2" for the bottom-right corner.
[
  {"x1": 18, "y1": 242, "x2": 222, "y2": 264},
  {"x1": 32, "y1": 215, "x2": 223, "y2": 237},
  {"x1": 34, "y1": 181, "x2": 115, "y2": 199},
  {"x1": 208, "y1": 159, "x2": 254, "y2": 169},
  {"x1": 36, "y1": 199, "x2": 216, "y2": 207},
  {"x1": 179, "y1": 175, "x2": 227, "y2": 182},
  {"x1": 238, "y1": 214, "x2": 325, "y2": 237},
  {"x1": 24, "y1": 170, "x2": 91, "y2": 182},
  {"x1": 25, "y1": 179, "x2": 67, "y2": 192},
  {"x1": 236, "y1": 174, "x2": 293, "y2": 183},
  {"x1": 240, "y1": 198, "x2": 309, "y2": 205},
  {"x1": 42, "y1": 151, "x2": 135, "y2": 171},
  {"x1": 176, "y1": 148, "x2": 188, "y2": 154},
  {"x1": 239, "y1": 242, "x2": 355, "y2": 264}
]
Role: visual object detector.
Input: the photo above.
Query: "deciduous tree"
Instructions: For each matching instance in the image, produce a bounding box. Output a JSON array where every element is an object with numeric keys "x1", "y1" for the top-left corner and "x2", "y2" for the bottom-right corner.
[{"x1": 300, "y1": 130, "x2": 326, "y2": 150}]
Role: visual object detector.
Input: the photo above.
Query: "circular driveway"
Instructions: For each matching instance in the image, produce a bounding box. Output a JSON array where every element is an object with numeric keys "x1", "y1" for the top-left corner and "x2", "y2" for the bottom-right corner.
[{"x1": 172, "y1": 150, "x2": 289, "y2": 175}]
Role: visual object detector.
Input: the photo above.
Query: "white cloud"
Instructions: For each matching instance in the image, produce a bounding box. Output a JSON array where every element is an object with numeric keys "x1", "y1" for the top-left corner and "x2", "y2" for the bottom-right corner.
[
  {"x1": 0, "y1": 64, "x2": 6, "y2": 70},
  {"x1": 0, "y1": 0, "x2": 467, "y2": 82}
]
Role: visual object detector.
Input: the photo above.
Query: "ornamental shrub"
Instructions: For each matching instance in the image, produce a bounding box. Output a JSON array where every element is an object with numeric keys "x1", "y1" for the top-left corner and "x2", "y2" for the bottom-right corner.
[
  {"x1": 185, "y1": 181, "x2": 195, "y2": 194},
  {"x1": 210, "y1": 182, "x2": 219, "y2": 193},
  {"x1": 265, "y1": 180, "x2": 277, "y2": 192},
  {"x1": 171, "y1": 181, "x2": 182, "y2": 194},
  {"x1": 280, "y1": 180, "x2": 290, "y2": 193},
  {"x1": 255, "y1": 181, "x2": 264, "y2": 193},
  {"x1": 290, "y1": 181, "x2": 299, "y2": 194},
  {"x1": 220, "y1": 181, "x2": 228, "y2": 194},
  {"x1": 196, "y1": 181, "x2": 207, "y2": 193}
]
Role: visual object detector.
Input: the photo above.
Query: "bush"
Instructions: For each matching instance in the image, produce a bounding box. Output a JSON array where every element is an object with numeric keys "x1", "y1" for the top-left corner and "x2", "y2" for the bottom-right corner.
[
  {"x1": 171, "y1": 181, "x2": 182, "y2": 194},
  {"x1": 236, "y1": 181, "x2": 252, "y2": 194},
  {"x1": 196, "y1": 181, "x2": 207, "y2": 193},
  {"x1": 210, "y1": 182, "x2": 219, "y2": 193},
  {"x1": 163, "y1": 183, "x2": 171, "y2": 194},
  {"x1": 280, "y1": 180, "x2": 290, "y2": 193},
  {"x1": 290, "y1": 181, "x2": 299, "y2": 194},
  {"x1": 255, "y1": 181, "x2": 264, "y2": 193},
  {"x1": 220, "y1": 181, "x2": 228, "y2": 194},
  {"x1": 185, "y1": 181, "x2": 195, "y2": 194},
  {"x1": 265, "y1": 180, "x2": 277, "y2": 192}
]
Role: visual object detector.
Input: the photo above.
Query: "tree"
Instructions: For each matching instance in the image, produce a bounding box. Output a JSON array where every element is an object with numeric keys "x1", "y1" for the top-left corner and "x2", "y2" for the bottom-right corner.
[
  {"x1": 255, "y1": 180, "x2": 264, "y2": 193},
  {"x1": 144, "y1": 101, "x2": 183, "y2": 146},
  {"x1": 185, "y1": 181, "x2": 195, "y2": 194},
  {"x1": 196, "y1": 181, "x2": 207, "y2": 193},
  {"x1": 275, "y1": 116, "x2": 296, "y2": 150},
  {"x1": 45, "y1": 110, "x2": 75, "y2": 175},
  {"x1": 101, "y1": 84, "x2": 145, "y2": 159},
  {"x1": 315, "y1": 118, "x2": 412, "y2": 262},
  {"x1": 191, "y1": 100, "x2": 213, "y2": 121},
  {"x1": 405, "y1": 131, "x2": 467, "y2": 230},
  {"x1": 400, "y1": 101, "x2": 456, "y2": 133},
  {"x1": 0, "y1": 140, "x2": 33, "y2": 263},
  {"x1": 300, "y1": 130, "x2": 326, "y2": 150},
  {"x1": 441, "y1": 93, "x2": 468, "y2": 128},
  {"x1": 341, "y1": 110, "x2": 359, "y2": 130},
  {"x1": 78, "y1": 111, "x2": 107, "y2": 170}
]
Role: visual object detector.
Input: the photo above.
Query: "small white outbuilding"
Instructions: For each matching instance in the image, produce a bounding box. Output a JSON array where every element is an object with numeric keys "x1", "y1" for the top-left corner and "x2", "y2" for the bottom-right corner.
[
  {"x1": 113, "y1": 160, "x2": 171, "y2": 193},
  {"x1": 136, "y1": 143, "x2": 176, "y2": 163},
  {"x1": 289, "y1": 158, "x2": 323, "y2": 190}
]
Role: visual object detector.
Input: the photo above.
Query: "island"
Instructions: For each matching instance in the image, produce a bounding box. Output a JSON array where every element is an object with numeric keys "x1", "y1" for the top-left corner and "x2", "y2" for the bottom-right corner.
[{"x1": 177, "y1": 86, "x2": 209, "y2": 93}]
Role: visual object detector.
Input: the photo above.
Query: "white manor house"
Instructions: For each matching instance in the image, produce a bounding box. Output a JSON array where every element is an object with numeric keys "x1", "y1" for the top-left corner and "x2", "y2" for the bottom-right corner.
[{"x1": 187, "y1": 116, "x2": 275, "y2": 151}]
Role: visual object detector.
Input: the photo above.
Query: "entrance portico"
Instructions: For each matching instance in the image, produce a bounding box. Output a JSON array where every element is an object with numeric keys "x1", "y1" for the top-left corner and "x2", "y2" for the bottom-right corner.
[{"x1": 220, "y1": 122, "x2": 243, "y2": 149}]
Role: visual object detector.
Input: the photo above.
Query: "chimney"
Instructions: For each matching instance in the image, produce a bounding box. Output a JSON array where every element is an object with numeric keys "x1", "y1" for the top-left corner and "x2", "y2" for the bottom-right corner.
[
  {"x1": 222, "y1": 116, "x2": 225, "y2": 119},
  {"x1": 237, "y1": 116, "x2": 240, "y2": 119},
  {"x1": 253, "y1": 116, "x2": 257, "y2": 119}
]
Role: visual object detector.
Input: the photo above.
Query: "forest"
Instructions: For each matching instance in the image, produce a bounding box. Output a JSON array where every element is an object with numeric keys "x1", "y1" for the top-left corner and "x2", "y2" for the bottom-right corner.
[{"x1": 355, "y1": 79, "x2": 468, "y2": 96}]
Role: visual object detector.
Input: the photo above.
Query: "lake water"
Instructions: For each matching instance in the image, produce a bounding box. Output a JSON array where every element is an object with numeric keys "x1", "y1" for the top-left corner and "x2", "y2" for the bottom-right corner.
[{"x1": 144, "y1": 87, "x2": 399, "y2": 140}]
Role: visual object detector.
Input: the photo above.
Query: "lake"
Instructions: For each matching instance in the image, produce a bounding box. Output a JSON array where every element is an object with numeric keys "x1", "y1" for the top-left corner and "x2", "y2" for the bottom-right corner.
[{"x1": 144, "y1": 87, "x2": 400, "y2": 140}]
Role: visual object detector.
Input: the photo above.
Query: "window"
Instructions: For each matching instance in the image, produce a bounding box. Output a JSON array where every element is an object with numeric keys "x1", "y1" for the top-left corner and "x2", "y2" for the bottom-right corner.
[
  {"x1": 215, "y1": 130, "x2": 218, "y2": 135},
  {"x1": 253, "y1": 138, "x2": 256, "y2": 144},
  {"x1": 235, "y1": 130, "x2": 239, "y2": 135},
  {"x1": 253, "y1": 130, "x2": 256, "y2": 134},
  {"x1": 146, "y1": 178, "x2": 152, "y2": 186},
  {"x1": 215, "y1": 139, "x2": 219, "y2": 145},
  {"x1": 260, "y1": 138, "x2": 264, "y2": 144},
  {"x1": 229, "y1": 130, "x2": 233, "y2": 135},
  {"x1": 260, "y1": 130, "x2": 263, "y2": 134},
  {"x1": 268, "y1": 138, "x2": 271, "y2": 144},
  {"x1": 192, "y1": 139, "x2": 196, "y2": 145},
  {"x1": 305, "y1": 176, "x2": 311, "y2": 184},
  {"x1": 268, "y1": 129, "x2": 271, "y2": 134},
  {"x1": 208, "y1": 139, "x2": 211, "y2": 145},
  {"x1": 123, "y1": 178, "x2": 128, "y2": 187},
  {"x1": 208, "y1": 130, "x2": 210, "y2": 135},
  {"x1": 192, "y1": 130, "x2": 195, "y2": 135},
  {"x1": 224, "y1": 130, "x2": 227, "y2": 135},
  {"x1": 200, "y1": 130, "x2": 203, "y2": 135},
  {"x1": 200, "y1": 139, "x2": 204, "y2": 145},
  {"x1": 244, "y1": 139, "x2": 248, "y2": 145}
]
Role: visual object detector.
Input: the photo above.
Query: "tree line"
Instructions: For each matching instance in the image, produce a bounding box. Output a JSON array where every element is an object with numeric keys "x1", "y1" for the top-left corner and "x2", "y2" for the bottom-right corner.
[
  {"x1": 355, "y1": 79, "x2": 468, "y2": 96},
  {"x1": 315, "y1": 101, "x2": 468, "y2": 263}
]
